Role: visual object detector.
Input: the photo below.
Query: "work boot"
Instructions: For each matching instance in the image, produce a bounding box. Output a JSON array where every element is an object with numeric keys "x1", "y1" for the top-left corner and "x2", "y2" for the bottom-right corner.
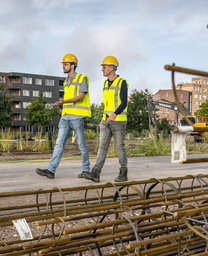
[
  {"x1": 78, "y1": 171, "x2": 91, "y2": 179},
  {"x1": 35, "y1": 168, "x2": 55, "y2": 179},
  {"x1": 115, "y1": 167, "x2": 128, "y2": 182},
  {"x1": 81, "y1": 167, "x2": 101, "y2": 183}
]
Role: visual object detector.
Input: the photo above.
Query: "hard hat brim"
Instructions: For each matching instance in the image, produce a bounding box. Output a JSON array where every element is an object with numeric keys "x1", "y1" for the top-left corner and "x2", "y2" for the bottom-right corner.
[{"x1": 101, "y1": 63, "x2": 118, "y2": 67}]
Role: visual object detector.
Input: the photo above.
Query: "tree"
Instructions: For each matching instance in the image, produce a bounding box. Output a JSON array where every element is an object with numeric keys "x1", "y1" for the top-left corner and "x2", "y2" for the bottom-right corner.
[
  {"x1": 0, "y1": 83, "x2": 12, "y2": 128},
  {"x1": 25, "y1": 94, "x2": 59, "y2": 132},
  {"x1": 195, "y1": 100, "x2": 208, "y2": 121},
  {"x1": 127, "y1": 89, "x2": 151, "y2": 132},
  {"x1": 156, "y1": 118, "x2": 171, "y2": 136},
  {"x1": 87, "y1": 103, "x2": 104, "y2": 129}
]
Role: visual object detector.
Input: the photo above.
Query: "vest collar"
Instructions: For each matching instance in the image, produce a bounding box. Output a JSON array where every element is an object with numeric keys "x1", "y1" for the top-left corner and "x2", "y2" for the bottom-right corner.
[{"x1": 65, "y1": 72, "x2": 77, "y2": 85}]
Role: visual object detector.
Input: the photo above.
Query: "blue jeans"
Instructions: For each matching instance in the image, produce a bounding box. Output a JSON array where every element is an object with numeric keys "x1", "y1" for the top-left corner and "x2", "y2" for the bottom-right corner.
[
  {"x1": 94, "y1": 120, "x2": 127, "y2": 171},
  {"x1": 48, "y1": 115, "x2": 90, "y2": 173}
]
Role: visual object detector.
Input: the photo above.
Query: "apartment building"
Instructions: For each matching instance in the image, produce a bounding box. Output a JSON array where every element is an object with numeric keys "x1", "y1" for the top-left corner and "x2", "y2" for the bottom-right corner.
[
  {"x1": 176, "y1": 77, "x2": 208, "y2": 114},
  {"x1": 0, "y1": 72, "x2": 65, "y2": 131}
]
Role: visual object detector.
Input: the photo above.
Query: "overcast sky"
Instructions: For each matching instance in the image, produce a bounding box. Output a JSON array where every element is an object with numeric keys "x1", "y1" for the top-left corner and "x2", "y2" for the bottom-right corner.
[{"x1": 0, "y1": 0, "x2": 208, "y2": 103}]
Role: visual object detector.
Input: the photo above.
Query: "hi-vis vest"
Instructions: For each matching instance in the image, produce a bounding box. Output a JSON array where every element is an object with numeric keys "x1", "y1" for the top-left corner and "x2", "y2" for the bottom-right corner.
[
  {"x1": 62, "y1": 73, "x2": 91, "y2": 117},
  {"x1": 102, "y1": 76, "x2": 128, "y2": 121}
]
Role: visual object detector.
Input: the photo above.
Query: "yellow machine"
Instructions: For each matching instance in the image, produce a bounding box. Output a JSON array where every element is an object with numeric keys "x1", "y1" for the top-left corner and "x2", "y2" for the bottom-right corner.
[{"x1": 180, "y1": 115, "x2": 208, "y2": 142}]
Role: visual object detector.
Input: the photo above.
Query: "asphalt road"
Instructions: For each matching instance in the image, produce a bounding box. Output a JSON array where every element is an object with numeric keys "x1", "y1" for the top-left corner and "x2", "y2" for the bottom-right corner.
[{"x1": 1, "y1": 154, "x2": 208, "y2": 192}]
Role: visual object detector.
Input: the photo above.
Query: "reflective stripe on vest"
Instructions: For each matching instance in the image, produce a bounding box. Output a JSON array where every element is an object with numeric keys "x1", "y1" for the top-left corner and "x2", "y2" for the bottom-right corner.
[
  {"x1": 62, "y1": 73, "x2": 91, "y2": 117},
  {"x1": 102, "y1": 77, "x2": 128, "y2": 121}
]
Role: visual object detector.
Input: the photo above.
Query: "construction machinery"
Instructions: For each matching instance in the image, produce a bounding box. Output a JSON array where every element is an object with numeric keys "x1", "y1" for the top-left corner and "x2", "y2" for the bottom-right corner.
[
  {"x1": 179, "y1": 115, "x2": 208, "y2": 142},
  {"x1": 164, "y1": 64, "x2": 208, "y2": 163},
  {"x1": 147, "y1": 95, "x2": 208, "y2": 142},
  {"x1": 147, "y1": 96, "x2": 191, "y2": 126}
]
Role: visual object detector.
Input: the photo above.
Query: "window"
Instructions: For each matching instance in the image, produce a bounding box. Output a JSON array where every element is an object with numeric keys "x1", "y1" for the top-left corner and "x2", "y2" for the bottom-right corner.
[
  {"x1": 35, "y1": 78, "x2": 42, "y2": 85},
  {"x1": 22, "y1": 77, "x2": 32, "y2": 84},
  {"x1": 43, "y1": 91, "x2": 52, "y2": 98},
  {"x1": 59, "y1": 80, "x2": 64, "y2": 86},
  {"x1": 22, "y1": 90, "x2": 30, "y2": 96},
  {"x1": 194, "y1": 95, "x2": 198, "y2": 98},
  {"x1": 59, "y1": 90, "x2": 64, "y2": 98},
  {"x1": 23, "y1": 102, "x2": 31, "y2": 108},
  {"x1": 2, "y1": 76, "x2": 6, "y2": 83},
  {"x1": 13, "y1": 114, "x2": 21, "y2": 121},
  {"x1": 13, "y1": 102, "x2": 21, "y2": 109},
  {"x1": 203, "y1": 88, "x2": 207, "y2": 92},
  {"x1": 45, "y1": 79, "x2": 54, "y2": 86},
  {"x1": 10, "y1": 90, "x2": 21, "y2": 96},
  {"x1": 33, "y1": 90, "x2": 39, "y2": 97},
  {"x1": 9, "y1": 77, "x2": 21, "y2": 84}
]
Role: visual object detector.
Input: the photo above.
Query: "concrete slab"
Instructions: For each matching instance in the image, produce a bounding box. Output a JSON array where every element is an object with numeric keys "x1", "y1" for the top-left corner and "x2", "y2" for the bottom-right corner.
[{"x1": 0, "y1": 154, "x2": 208, "y2": 192}]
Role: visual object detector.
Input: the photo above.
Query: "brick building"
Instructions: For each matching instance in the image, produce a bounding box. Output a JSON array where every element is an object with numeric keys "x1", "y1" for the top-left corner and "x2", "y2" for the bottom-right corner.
[
  {"x1": 153, "y1": 89, "x2": 192, "y2": 124},
  {"x1": 153, "y1": 76, "x2": 208, "y2": 124},
  {"x1": 0, "y1": 72, "x2": 65, "y2": 132},
  {"x1": 176, "y1": 77, "x2": 208, "y2": 114}
]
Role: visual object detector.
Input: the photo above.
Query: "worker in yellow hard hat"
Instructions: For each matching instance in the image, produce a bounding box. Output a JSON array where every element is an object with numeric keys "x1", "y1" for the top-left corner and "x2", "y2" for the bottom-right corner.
[
  {"x1": 81, "y1": 55, "x2": 128, "y2": 183},
  {"x1": 35, "y1": 53, "x2": 91, "y2": 179}
]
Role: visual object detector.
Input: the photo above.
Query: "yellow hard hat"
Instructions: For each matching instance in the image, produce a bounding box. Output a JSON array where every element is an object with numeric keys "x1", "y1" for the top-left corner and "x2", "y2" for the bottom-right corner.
[
  {"x1": 62, "y1": 53, "x2": 78, "y2": 64},
  {"x1": 101, "y1": 56, "x2": 119, "y2": 67}
]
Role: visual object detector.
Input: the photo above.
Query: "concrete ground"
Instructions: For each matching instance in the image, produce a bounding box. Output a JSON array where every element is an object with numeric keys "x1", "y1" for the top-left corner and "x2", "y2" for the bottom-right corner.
[{"x1": 0, "y1": 154, "x2": 208, "y2": 192}]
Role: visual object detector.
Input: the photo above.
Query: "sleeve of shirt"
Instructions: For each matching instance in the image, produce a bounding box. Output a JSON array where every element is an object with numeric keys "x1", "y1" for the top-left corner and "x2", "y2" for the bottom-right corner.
[
  {"x1": 114, "y1": 80, "x2": 128, "y2": 115},
  {"x1": 79, "y1": 76, "x2": 89, "y2": 93}
]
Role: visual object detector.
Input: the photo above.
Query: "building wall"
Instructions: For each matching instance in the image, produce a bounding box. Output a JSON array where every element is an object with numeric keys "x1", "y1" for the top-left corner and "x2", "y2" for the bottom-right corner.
[
  {"x1": 0, "y1": 72, "x2": 65, "y2": 132},
  {"x1": 177, "y1": 77, "x2": 208, "y2": 114}
]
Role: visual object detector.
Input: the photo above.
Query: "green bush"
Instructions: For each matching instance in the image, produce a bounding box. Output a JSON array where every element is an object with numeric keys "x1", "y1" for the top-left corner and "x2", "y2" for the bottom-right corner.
[
  {"x1": 0, "y1": 129, "x2": 14, "y2": 152},
  {"x1": 186, "y1": 136, "x2": 208, "y2": 153},
  {"x1": 0, "y1": 130, "x2": 51, "y2": 152},
  {"x1": 85, "y1": 129, "x2": 97, "y2": 140},
  {"x1": 127, "y1": 127, "x2": 170, "y2": 156}
]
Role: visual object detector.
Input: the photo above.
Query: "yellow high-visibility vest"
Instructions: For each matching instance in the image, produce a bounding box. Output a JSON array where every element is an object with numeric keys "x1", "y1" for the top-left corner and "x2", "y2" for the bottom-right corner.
[
  {"x1": 62, "y1": 73, "x2": 91, "y2": 117},
  {"x1": 102, "y1": 76, "x2": 128, "y2": 121}
]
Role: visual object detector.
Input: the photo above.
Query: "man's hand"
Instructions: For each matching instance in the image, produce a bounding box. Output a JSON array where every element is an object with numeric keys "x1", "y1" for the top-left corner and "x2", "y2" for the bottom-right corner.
[
  {"x1": 54, "y1": 99, "x2": 64, "y2": 106},
  {"x1": 107, "y1": 113, "x2": 116, "y2": 122}
]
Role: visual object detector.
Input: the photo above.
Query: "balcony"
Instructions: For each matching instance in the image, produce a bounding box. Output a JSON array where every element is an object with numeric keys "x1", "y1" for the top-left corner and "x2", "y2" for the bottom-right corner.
[
  {"x1": 7, "y1": 83, "x2": 22, "y2": 89},
  {"x1": 12, "y1": 102, "x2": 22, "y2": 114},
  {"x1": 7, "y1": 75, "x2": 21, "y2": 89},
  {"x1": 9, "y1": 89, "x2": 21, "y2": 97},
  {"x1": 13, "y1": 114, "x2": 21, "y2": 121}
]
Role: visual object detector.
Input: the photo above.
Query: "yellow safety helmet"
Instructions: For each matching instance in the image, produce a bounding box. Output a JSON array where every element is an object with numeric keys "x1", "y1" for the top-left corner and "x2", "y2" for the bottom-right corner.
[
  {"x1": 101, "y1": 56, "x2": 119, "y2": 67},
  {"x1": 62, "y1": 53, "x2": 78, "y2": 64}
]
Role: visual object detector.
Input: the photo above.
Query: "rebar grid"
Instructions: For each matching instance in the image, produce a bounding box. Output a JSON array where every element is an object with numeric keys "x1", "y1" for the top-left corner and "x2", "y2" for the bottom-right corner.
[{"x1": 1, "y1": 174, "x2": 208, "y2": 255}]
